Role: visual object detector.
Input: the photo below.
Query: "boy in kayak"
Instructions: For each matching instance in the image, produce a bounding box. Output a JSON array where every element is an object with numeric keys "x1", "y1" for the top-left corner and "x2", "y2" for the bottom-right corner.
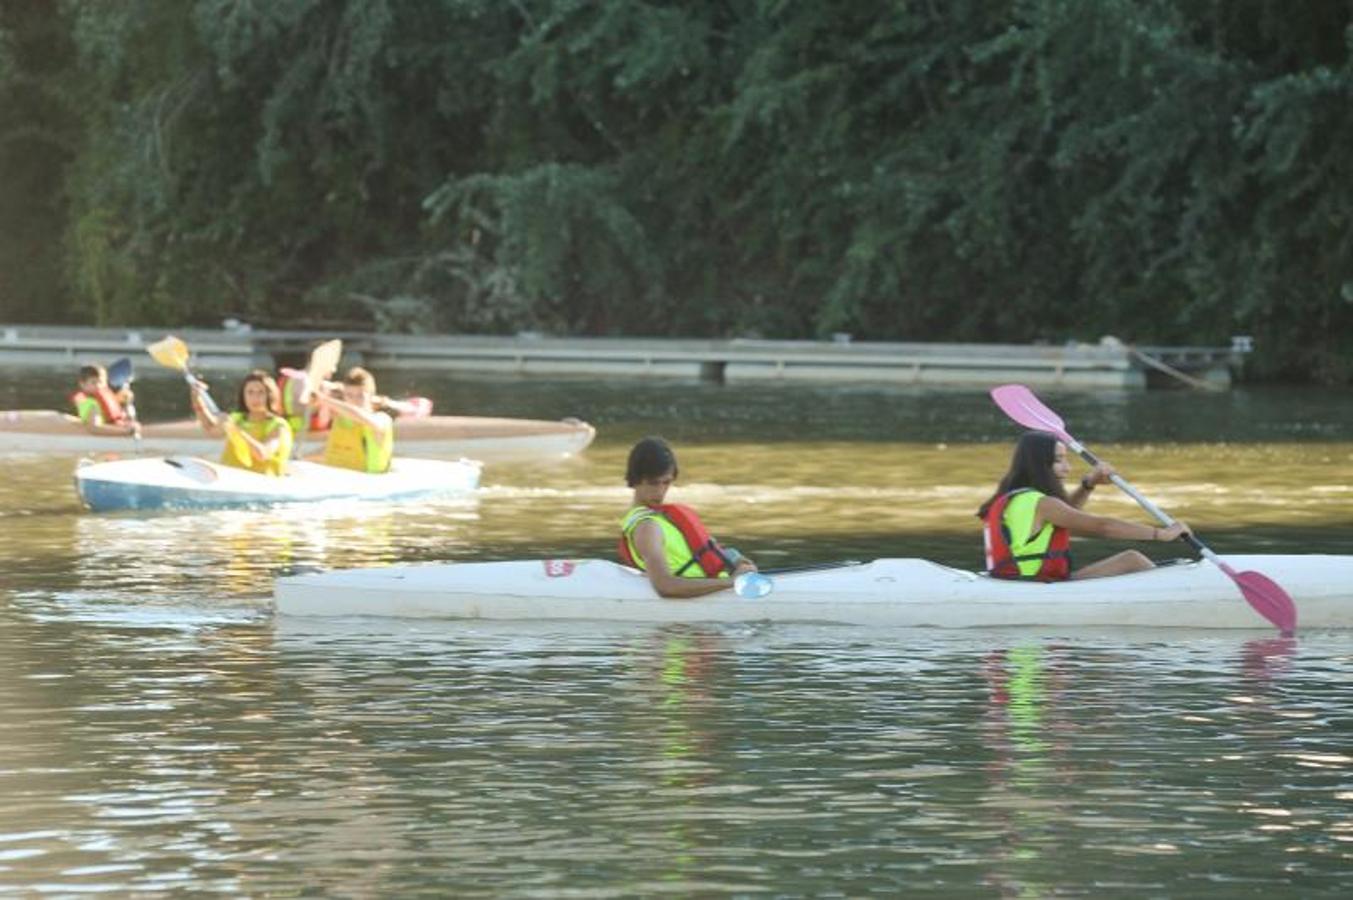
[
  {"x1": 314, "y1": 367, "x2": 393, "y2": 473},
  {"x1": 71, "y1": 364, "x2": 140, "y2": 438},
  {"x1": 619, "y1": 436, "x2": 757, "y2": 598},
  {"x1": 189, "y1": 370, "x2": 293, "y2": 475},
  {"x1": 977, "y1": 431, "x2": 1190, "y2": 580}
]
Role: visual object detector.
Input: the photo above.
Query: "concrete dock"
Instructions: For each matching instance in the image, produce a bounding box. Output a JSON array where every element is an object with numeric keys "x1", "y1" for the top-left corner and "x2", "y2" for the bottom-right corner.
[{"x1": 0, "y1": 325, "x2": 1247, "y2": 389}]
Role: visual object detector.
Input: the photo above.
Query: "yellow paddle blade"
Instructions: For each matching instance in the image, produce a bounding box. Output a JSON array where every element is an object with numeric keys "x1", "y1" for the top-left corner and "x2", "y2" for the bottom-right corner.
[{"x1": 146, "y1": 335, "x2": 191, "y2": 372}]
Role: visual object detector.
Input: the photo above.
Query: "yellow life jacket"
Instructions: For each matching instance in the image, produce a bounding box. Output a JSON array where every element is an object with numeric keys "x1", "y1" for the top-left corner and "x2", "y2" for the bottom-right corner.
[
  {"x1": 221, "y1": 412, "x2": 293, "y2": 476},
  {"x1": 619, "y1": 505, "x2": 731, "y2": 580},
  {"x1": 323, "y1": 412, "x2": 393, "y2": 473}
]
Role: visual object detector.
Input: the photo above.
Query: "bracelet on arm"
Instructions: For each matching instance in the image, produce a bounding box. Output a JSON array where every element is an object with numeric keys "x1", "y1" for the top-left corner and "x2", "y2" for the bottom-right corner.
[{"x1": 1080, "y1": 476, "x2": 1096, "y2": 491}]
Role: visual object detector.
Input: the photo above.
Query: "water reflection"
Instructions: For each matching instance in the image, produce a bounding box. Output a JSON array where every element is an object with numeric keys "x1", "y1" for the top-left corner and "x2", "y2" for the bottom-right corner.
[
  {"x1": 979, "y1": 644, "x2": 1068, "y2": 897},
  {"x1": 628, "y1": 627, "x2": 729, "y2": 886},
  {"x1": 2, "y1": 617, "x2": 1352, "y2": 894},
  {"x1": 60, "y1": 497, "x2": 481, "y2": 603},
  {"x1": 3, "y1": 374, "x2": 1353, "y2": 895}
]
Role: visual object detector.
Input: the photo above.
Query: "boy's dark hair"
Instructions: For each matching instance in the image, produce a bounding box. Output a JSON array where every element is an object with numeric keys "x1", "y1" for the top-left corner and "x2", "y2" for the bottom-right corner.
[
  {"x1": 625, "y1": 436, "x2": 679, "y2": 487},
  {"x1": 78, "y1": 365, "x2": 104, "y2": 382}
]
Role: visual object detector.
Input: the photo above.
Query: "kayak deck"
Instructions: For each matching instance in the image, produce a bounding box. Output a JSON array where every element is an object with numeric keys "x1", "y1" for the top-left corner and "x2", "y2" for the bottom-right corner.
[
  {"x1": 273, "y1": 555, "x2": 1353, "y2": 629},
  {"x1": 76, "y1": 456, "x2": 481, "y2": 511},
  {"x1": 2, "y1": 410, "x2": 595, "y2": 461}
]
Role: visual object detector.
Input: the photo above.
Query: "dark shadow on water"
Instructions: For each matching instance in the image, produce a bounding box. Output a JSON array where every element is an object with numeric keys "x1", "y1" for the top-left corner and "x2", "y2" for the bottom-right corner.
[{"x1": 5, "y1": 368, "x2": 1351, "y2": 443}]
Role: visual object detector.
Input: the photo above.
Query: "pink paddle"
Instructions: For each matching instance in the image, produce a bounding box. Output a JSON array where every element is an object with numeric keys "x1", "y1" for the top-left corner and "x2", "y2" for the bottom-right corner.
[{"x1": 990, "y1": 383, "x2": 1298, "y2": 635}]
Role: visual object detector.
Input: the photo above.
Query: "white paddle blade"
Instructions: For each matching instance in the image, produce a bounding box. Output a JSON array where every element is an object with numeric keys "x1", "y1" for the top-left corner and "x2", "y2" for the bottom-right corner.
[
  {"x1": 300, "y1": 339, "x2": 342, "y2": 404},
  {"x1": 146, "y1": 335, "x2": 191, "y2": 372},
  {"x1": 734, "y1": 571, "x2": 773, "y2": 599},
  {"x1": 306, "y1": 339, "x2": 342, "y2": 383},
  {"x1": 990, "y1": 384, "x2": 1067, "y2": 436}
]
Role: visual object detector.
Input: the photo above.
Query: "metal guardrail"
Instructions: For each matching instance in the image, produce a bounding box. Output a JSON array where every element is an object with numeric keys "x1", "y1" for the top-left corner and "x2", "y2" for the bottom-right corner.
[{"x1": 0, "y1": 325, "x2": 1241, "y2": 388}]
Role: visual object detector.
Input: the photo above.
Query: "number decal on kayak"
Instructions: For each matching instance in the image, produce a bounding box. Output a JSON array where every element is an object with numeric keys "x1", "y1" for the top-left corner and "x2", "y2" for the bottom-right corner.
[{"x1": 542, "y1": 560, "x2": 577, "y2": 578}]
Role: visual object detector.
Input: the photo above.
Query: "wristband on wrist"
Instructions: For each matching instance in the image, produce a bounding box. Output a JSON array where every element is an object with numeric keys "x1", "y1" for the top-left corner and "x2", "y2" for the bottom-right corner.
[{"x1": 1080, "y1": 476, "x2": 1096, "y2": 491}]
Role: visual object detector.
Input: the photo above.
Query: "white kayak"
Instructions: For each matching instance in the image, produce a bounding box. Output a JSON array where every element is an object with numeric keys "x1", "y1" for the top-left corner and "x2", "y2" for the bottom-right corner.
[
  {"x1": 273, "y1": 556, "x2": 1353, "y2": 630},
  {"x1": 1, "y1": 410, "x2": 594, "y2": 461},
  {"x1": 75, "y1": 455, "x2": 481, "y2": 512}
]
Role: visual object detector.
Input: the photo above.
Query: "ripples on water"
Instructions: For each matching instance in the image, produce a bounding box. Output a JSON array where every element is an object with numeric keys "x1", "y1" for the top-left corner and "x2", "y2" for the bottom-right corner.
[
  {"x1": 2, "y1": 610, "x2": 1351, "y2": 896},
  {"x1": 1, "y1": 376, "x2": 1351, "y2": 894}
]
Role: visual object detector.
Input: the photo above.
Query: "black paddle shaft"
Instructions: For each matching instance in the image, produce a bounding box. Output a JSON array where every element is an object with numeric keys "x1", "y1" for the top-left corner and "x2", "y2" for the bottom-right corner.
[{"x1": 763, "y1": 560, "x2": 863, "y2": 576}]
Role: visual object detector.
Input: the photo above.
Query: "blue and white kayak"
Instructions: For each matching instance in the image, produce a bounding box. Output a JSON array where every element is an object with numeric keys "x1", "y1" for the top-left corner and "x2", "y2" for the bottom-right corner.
[
  {"x1": 75, "y1": 456, "x2": 481, "y2": 512},
  {"x1": 273, "y1": 555, "x2": 1353, "y2": 630}
]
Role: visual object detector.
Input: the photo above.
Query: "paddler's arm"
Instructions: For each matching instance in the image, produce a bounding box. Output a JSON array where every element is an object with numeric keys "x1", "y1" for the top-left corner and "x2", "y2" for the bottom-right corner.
[
  {"x1": 315, "y1": 393, "x2": 391, "y2": 441},
  {"x1": 188, "y1": 386, "x2": 225, "y2": 437},
  {"x1": 1037, "y1": 496, "x2": 1191, "y2": 542},
  {"x1": 80, "y1": 412, "x2": 140, "y2": 437},
  {"x1": 1069, "y1": 462, "x2": 1114, "y2": 509},
  {"x1": 224, "y1": 416, "x2": 289, "y2": 464},
  {"x1": 633, "y1": 520, "x2": 740, "y2": 599}
]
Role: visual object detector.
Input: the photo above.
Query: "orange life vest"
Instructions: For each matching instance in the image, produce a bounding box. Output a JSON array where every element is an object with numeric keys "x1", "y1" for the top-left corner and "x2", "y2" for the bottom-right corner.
[
  {"x1": 70, "y1": 384, "x2": 127, "y2": 425},
  {"x1": 617, "y1": 503, "x2": 735, "y2": 577},
  {"x1": 983, "y1": 489, "x2": 1072, "y2": 581}
]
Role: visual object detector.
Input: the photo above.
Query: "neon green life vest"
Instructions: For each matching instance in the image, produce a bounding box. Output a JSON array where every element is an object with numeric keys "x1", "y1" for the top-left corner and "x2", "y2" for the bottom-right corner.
[
  {"x1": 280, "y1": 378, "x2": 307, "y2": 437},
  {"x1": 1002, "y1": 489, "x2": 1058, "y2": 578},
  {"x1": 74, "y1": 394, "x2": 101, "y2": 424},
  {"x1": 619, "y1": 506, "x2": 730, "y2": 580}
]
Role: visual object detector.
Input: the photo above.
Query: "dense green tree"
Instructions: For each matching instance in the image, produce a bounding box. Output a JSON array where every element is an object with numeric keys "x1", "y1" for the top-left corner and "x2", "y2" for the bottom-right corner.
[
  {"x1": 0, "y1": 0, "x2": 80, "y2": 322},
  {"x1": 0, "y1": 0, "x2": 1348, "y2": 381}
]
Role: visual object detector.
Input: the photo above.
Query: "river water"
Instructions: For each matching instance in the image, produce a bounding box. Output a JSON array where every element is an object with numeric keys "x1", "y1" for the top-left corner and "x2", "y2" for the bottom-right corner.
[{"x1": 1, "y1": 369, "x2": 1350, "y2": 896}]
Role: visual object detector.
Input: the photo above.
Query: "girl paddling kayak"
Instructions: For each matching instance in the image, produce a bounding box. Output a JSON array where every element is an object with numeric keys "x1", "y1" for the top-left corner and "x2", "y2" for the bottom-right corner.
[
  {"x1": 977, "y1": 431, "x2": 1190, "y2": 581},
  {"x1": 189, "y1": 370, "x2": 293, "y2": 476}
]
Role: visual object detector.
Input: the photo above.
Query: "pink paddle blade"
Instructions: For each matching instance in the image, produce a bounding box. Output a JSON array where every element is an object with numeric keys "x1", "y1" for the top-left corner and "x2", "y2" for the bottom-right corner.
[
  {"x1": 1234, "y1": 569, "x2": 1298, "y2": 636},
  {"x1": 989, "y1": 384, "x2": 1069, "y2": 440}
]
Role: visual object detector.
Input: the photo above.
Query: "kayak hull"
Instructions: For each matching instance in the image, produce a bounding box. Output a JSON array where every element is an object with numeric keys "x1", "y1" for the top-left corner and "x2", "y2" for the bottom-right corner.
[
  {"x1": 273, "y1": 555, "x2": 1353, "y2": 629},
  {"x1": 75, "y1": 456, "x2": 481, "y2": 512},
  {"x1": 1, "y1": 410, "x2": 594, "y2": 461}
]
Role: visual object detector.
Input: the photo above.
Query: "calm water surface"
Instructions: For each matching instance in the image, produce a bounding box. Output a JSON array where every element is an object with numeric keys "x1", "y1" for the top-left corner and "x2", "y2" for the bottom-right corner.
[{"x1": 1, "y1": 370, "x2": 1351, "y2": 896}]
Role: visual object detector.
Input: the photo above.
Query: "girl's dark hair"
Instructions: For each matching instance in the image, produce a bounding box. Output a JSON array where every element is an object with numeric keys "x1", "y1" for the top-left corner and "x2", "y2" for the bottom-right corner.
[
  {"x1": 975, "y1": 431, "x2": 1068, "y2": 518},
  {"x1": 236, "y1": 369, "x2": 283, "y2": 417},
  {"x1": 625, "y1": 436, "x2": 678, "y2": 487}
]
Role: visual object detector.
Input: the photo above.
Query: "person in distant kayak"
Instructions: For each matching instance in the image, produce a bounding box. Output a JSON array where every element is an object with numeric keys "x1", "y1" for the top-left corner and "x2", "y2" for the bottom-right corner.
[
  {"x1": 276, "y1": 367, "x2": 333, "y2": 438},
  {"x1": 977, "y1": 430, "x2": 1191, "y2": 581},
  {"x1": 619, "y1": 436, "x2": 757, "y2": 598},
  {"x1": 314, "y1": 367, "x2": 393, "y2": 473},
  {"x1": 70, "y1": 364, "x2": 140, "y2": 438},
  {"x1": 189, "y1": 369, "x2": 293, "y2": 476}
]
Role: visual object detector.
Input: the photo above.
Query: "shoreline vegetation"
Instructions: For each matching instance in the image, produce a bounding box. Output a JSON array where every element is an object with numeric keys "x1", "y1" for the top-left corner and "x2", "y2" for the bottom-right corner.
[{"x1": 1, "y1": 2, "x2": 1349, "y2": 384}]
